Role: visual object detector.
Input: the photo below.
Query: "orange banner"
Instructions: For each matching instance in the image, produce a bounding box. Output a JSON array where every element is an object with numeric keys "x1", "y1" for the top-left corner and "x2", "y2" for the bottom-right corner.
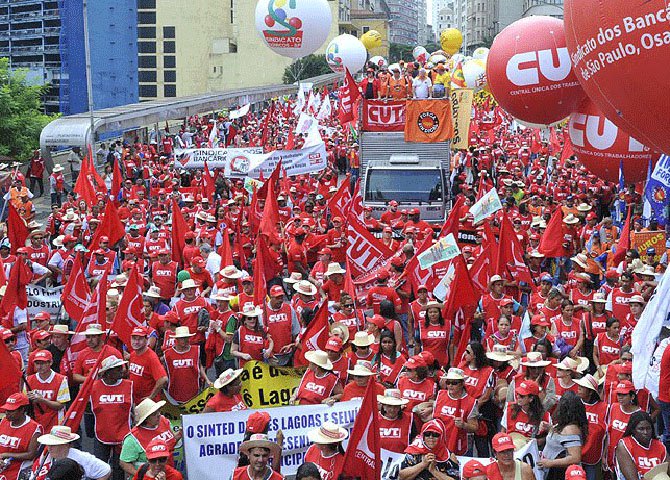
[
  {"x1": 404, "y1": 99, "x2": 454, "y2": 143},
  {"x1": 631, "y1": 230, "x2": 666, "y2": 262}
]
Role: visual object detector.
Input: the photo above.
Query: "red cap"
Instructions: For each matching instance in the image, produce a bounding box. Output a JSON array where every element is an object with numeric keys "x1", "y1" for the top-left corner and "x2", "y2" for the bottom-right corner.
[
  {"x1": 33, "y1": 349, "x2": 53, "y2": 362},
  {"x1": 500, "y1": 298, "x2": 514, "y2": 307},
  {"x1": 367, "y1": 314, "x2": 386, "y2": 330},
  {"x1": 491, "y1": 432, "x2": 515, "y2": 452},
  {"x1": 185, "y1": 231, "x2": 196, "y2": 239},
  {"x1": 34, "y1": 312, "x2": 51, "y2": 321},
  {"x1": 531, "y1": 314, "x2": 550, "y2": 327},
  {"x1": 418, "y1": 351, "x2": 435, "y2": 365},
  {"x1": 246, "y1": 411, "x2": 271, "y2": 434},
  {"x1": 162, "y1": 311, "x2": 179, "y2": 325},
  {"x1": 145, "y1": 439, "x2": 170, "y2": 460},
  {"x1": 99, "y1": 236, "x2": 109, "y2": 243},
  {"x1": 33, "y1": 330, "x2": 51, "y2": 341},
  {"x1": 389, "y1": 200, "x2": 398, "y2": 207},
  {"x1": 1, "y1": 393, "x2": 29, "y2": 411},
  {"x1": 325, "y1": 336, "x2": 344, "y2": 351},
  {"x1": 192, "y1": 256, "x2": 205, "y2": 267},
  {"x1": 614, "y1": 380, "x2": 636, "y2": 395},
  {"x1": 376, "y1": 269, "x2": 390, "y2": 281},
  {"x1": 17, "y1": 247, "x2": 29, "y2": 254},
  {"x1": 565, "y1": 465, "x2": 587, "y2": 480},
  {"x1": 615, "y1": 362, "x2": 632, "y2": 375},
  {"x1": 269, "y1": 285, "x2": 284, "y2": 297},
  {"x1": 131, "y1": 326, "x2": 150, "y2": 337},
  {"x1": 391, "y1": 256, "x2": 404, "y2": 267},
  {"x1": 383, "y1": 226, "x2": 393, "y2": 233},
  {"x1": 404, "y1": 356, "x2": 427, "y2": 370},
  {"x1": 417, "y1": 284, "x2": 428, "y2": 292},
  {"x1": 515, "y1": 379, "x2": 540, "y2": 396},
  {"x1": 332, "y1": 217, "x2": 343, "y2": 224},
  {"x1": 605, "y1": 269, "x2": 619, "y2": 279},
  {"x1": 94, "y1": 248, "x2": 105, "y2": 255},
  {"x1": 318, "y1": 247, "x2": 332, "y2": 255},
  {"x1": 463, "y1": 460, "x2": 488, "y2": 478}
]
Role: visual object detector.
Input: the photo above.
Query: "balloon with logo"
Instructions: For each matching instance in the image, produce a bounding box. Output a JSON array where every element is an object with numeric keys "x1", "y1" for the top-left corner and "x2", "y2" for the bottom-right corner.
[
  {"x1": 568, "y1": 97, "x2": 659, "y2": 183},
  {"x1": 473, "y1": 47, "x2": 489, "y2": 61},
  {"x1": 326, "y1": 34, "x2": 368, "y2": 74},
  {"x1": 369, "y1": 55, "x2": 388, "y2": 68},
  {"x1": 440, "y1": 28, "x2": 463, "y2": 55},
  {"x1": 255, "y1": 0, "x2": 332, "y2": 59},
  {"x1": 515, "y1": 118, "x2": 566, "y2": 129},
  {"x1": 564, "y1": 0, "x2": 670, "y2": 154},
  {"x1": 413, "y1": 46, "x2": 428, "y2": 63},
  {"x1": 487, "y1": 16, "x2": 585, "y2": 126},
  {"x1": 361, "y1": 30, "x2": 382, "y2": 51},
  {"x1": 462, "y1": 59, "x2": 488, "y2": 90}
]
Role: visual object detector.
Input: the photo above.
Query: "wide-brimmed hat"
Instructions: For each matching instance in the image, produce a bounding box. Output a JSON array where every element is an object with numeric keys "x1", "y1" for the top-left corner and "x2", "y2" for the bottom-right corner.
[
  {"x1": 283, "y1": 272, "x2": 302, "y2": 284},
  {"x1": 347, "y1": 361, "x2": 376, "y2": 377},
  {"x1": 591, "y1": 293, "x2": 607, "y2": 303},
  {"x1": 99, "y1": 355, "x2": 127, "y2": 374},
  {"x1": 173, "y1": 326, "x2": 195, "y2": 338},
  {"x1": 329, "y1": 322, "x2": 350, "y2": 344},
  {"x1": 180, "y1": 279, "x2": 198, "y2": 290},
  {"x1": 220, "y1": 265, "x2": 242, "y2": 279},
  {"x1": 421, "y1": 300, "x2": 444, "y2": 312},
  {"x1": 304, "y1": 350, "x2": 333, "y2": 370},
  {"x1": 82, "y1": 323, "x2": 106, "y2": 335},
  {"x1": 521, "y1": 352, "x2": 550, "y2": 367},
  {"x1": 351, "y1": 331, "x2": 374, "y2": 347},
  {"x1": 576, "y1": 203, "x2": 592, "y2": 212},
  {"x1": 571, "y1": 253, "x2": 588, "y2": 268},
  {"x1": 563, "y1": 214, "x2": 580, "y2": 225},
  {"x1": 325, "y1": 262, "x2": 346, "y2": 276},
  {"x1": 49, "y1": 324, "x2": 74, "y2": 335},
  {"x1": 111, "y1": 274, "x2": 128, "y2": 287},
  {"x1": 294, "y1": 280, "x2": 317, "y2": 296},
  {"x1": 214, "y1": 368, "x2": 244, "y2": 389},
  {"x1": 52, "y1": 164, "x2": 64, "y2": 173},
  {"x1": 62, "y1": 210, "x2": 78, "y2": 221},
  {"x1": 377, "y1": 388, "x2": 409, "y2": 406},
  {"x1": 443, "y1": 367, "x2": 465, "y2": 381},
  {"x1": 574, "y1": 374, "x2": 600, "y2": 396},
  {"x1": 486, "y1": 345, "x2": 515, "y2": 362},
  {"x1": 240, "y1": 304, "x2": 262, "y2": 317},
  {"x1": 644, "y1": 463, "x2": 670, "y2": 480},
  {"x1": 143, "y1": 285, "x2": 162, "y2": 299},
  {"x1": 38, "y1": 426, "x2": 80, "y2": 445},
  {"x1": 135, "y1": 398, "x2": 166, "y2": 425},
  {"x1": 211, "y1": 291, "x2": 231, "y2": 302},
  {"x1": 629, "y1": 294, "x2": 646, "y2": 305},
  {"x1": 239, "y1": 433, "x2": 281, "y2": 457},
  {"x1": 308, "y1": 422, "x2": 348, "y2": 444},
  {"x1": 634, "y1": 265, "x2": 657, "y2": 277},
  {"x1": 556, "y1": 357, "x2": 579, "y2": 372}
]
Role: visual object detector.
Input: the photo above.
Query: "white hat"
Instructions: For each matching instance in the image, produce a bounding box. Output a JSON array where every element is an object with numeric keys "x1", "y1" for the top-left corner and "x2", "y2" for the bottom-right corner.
[
  {"x1": 52, "y1": 235, "x2": 65, "y2": 248},
  {"x1": 239, "y1": 433, "x2": 281, "y2": 457},
  {"x1": 521, "y1": 351, "x2": 551, "y2": 367},
  {"x1": 329, "y1": 322, "x2": 350, "y2": 344},
  {"x1": 644, "y1": 463, "x2": 670, "y2": 480},
  {"x1": 111, "y1": 274, "x2": 128, "y2": 287},
  {"x1": 571, "y1": 254, "x2": 588, "y2": 269},
  {"x1": 304, "y1": 350, "x2": 333, "y2": 370},
  {"x1": 489, "y1": 274, "x2": 503, "y2": 284},
  {"x1": 347, "y1": 360, "x2": 376, "y2": 377},
  {"x1": 442, "y1": 367, "x2": 465, "y2": 380},
  {"x1": 351, "y1": 331, "x2": 374, "y2": 347},
  {"x1": 634, "y1": 265, "x2": 656, "y2": 277},
  {"x1": 563, "y1": 214, "x2": 580, "y2": 225},
  {"x1": 82, "y1": 323, "x2": 106, "y2": 336},
  {"x1": 62, "y1": 209, "x2": 78, "y2": 222},
  {"x1": 591, "y1": 293, "x2": 607, "y2": 303},
  {"x1": 377, "y1": 388, "x2": 409, "y2": 406},
  {"x1": 528, "y1": 249, "x2": 545, "y2": 259},
  {"x1": 180, "y1": 279, "x2": 198, "y2": 290},
  {"x1": 556, "y1": 357, "x2": 579, "y2": 372},
  {"x1": 577, "y1": 203, "x2": 592, "y2": 212},
  {"x1": 629, "y1": 295, "x2": 646, "y2": 305},
  {"x1": 283, "y1": 272, "x2": 303, "y2": 284},
  {"x1": 135, "y1": 398, "x2": 166, "y2": 425},
  {"x1": 143, "y1": 285, "x2": 162, "y2": 299},
  {"x1": 240, "y1": 304, "x2": 262, "y2": 317},
  {"x1": 294, "y1": 280, "x2": 317, "y2": 296},
  {"x1": 173, "y1": 326, "x2": 195, "y2": 338},
  {"x1": 325, "y1": 262, "x2": 346, "y2": 276},
  {"x1": 307, "y1": 421, "x2": 348, "y2": 444},
  {"x1": 52, "y1": 164, "x2": 64, "y2": 173},
  {"x1": 37, "y1": 426, "x2": 80, "y2": 445},
  {"x1": 486, "y1": 345, "x2": 515, "y2": 362},
  {"x1": 49, "y1": 324, "x2": 74, "y2": 335},
  {"x1": 98, "y1": 355, "x2": 128, "y2": 374},
  {"x1": 213, "y1": 368, "x2": 244, "y2": 389},
  {"x1": 220, "y1": 265, "x2": 242, "y2": 279},
  {"x1": 421, "y1": 300, "x2": 444, "y2": 312},
  {"x1": 211, "y1": 292, "x2": 231, "y2": 302}
]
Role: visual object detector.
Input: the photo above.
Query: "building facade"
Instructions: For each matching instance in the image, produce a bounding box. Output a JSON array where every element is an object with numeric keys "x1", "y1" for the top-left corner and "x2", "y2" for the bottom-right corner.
[
  {"x1": 386, "y1": 0, "x2": 418, "y2": 45},
  {"x1": 523, "y1": 0, "x2": 563, "y2": 17},
  {"x1": 351, "y1": 0, "x2": 391, "y2": 58}
]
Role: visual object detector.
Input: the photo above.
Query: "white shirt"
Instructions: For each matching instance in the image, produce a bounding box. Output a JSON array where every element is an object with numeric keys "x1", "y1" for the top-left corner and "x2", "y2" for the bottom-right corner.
[
  {"x1": 205, "y1": 251, "x2": 222, "y2": 279},
  {"x1": 412, "y1": 77, "x2": 432, "y2": 99},
  {"x1": 67, "y1": 447, "x2": 111, "y2": 479}
]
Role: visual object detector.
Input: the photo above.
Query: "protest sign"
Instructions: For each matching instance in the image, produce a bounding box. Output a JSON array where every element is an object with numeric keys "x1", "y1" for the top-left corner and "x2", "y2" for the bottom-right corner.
[
  {"x1": 632, "y1": 230, "x2": 666, "y2": 263},
  {"x1": 173, "y1": 147, "x2": 263, "y2": 169},
  {"x1": 182, "y1": 400, "x2": 362, "y2": 479},
  {"x1": 225, "y1": 143, "x2": 328, "y2": 179},
  {"x1": 417, "y1": 233, "x2": 460, "y2": 269},
  {"x1": 450, "y1": 88, "x2": 474, "y2": 150},
  {"x1": 27, "y1": 284, "x2": 64, "y2": 319},
  {"x1": 239, "y1": 361, "x2": 304, "y2": 408},
  {"x1": 470, "y1": 188, "x2": 502, "y2": 223},
  {"x1": 362, "y1": 100, "x2": 406, "y2": 132}
]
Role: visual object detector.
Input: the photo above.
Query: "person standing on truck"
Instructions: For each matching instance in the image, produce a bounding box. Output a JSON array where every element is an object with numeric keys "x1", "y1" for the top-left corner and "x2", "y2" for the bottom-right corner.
[
  {"x1": 359, "y1": 68, "x2": 380, "y2": 100},
  {"x1": 382, "y1": 66, "x2": 411, "y2": 100},
  {"x1": 412, "y1": 69, "x2": 432, "y2": 99}
]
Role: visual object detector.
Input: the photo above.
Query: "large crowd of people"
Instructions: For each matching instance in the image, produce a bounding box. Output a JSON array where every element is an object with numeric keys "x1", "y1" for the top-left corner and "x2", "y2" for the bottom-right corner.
[{"x1": 0, "y1": 63, "x2": 669, "y2": 480}]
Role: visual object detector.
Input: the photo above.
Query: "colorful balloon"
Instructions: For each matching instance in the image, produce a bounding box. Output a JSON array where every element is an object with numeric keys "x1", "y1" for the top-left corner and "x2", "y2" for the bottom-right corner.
[
  {"x1": 568, "y1": 97, "x2": 659, "y2": 183},
  {"x1": 255, "y1": 0, "x2": 332, "y2": 59},
  {"x1": 369, "y1": 55, "x2": 388, "y2": 68},
  {"x1": 326, "y1": 34, "x2": 368, "y2": 74},
  {"x1": 440, "y1": 28, "x2": 463, "y2": 55},
  {"x1": 361, "y1": 30, "x2": 382, "y2": 51},
  {"x1": 473, "y1": 47, "x2": 489, "y2": 60},
  {"x1": 487, "y1": 16, "x2": 585, "y2": 126},
  {"x1": 413, "y1": 46, "x2": 428, "y2": 63},
  {"x1": 462, "y1": 59, "x2": 488, "y2": 90},
  {"x1": 564, "y1": 0, "x2": 670, "y2": 154}
]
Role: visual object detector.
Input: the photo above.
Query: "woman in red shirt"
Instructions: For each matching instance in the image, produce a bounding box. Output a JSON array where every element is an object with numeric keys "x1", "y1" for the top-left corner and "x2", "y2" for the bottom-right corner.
[
  {"x1": 304, "y1": 422, "x2": 347, "y2": 480},
  {"x1": 593, "y1": 318, "x2": 622, "y2": 372},
  {"x1": 501, "y1": 379, "x2": 550, "y2": 441},
  {"x1": 341, "y1": 361, "x2": 384, "y2": 401},
  {"x1": 203, "y1": 369, "x2": 247, "y2": 413},
  {"x1": 575, "y1": 374, "x2": 608, "y2": 479},
  {"x1": 397, "y1": 356, "x2": 436, "y2": 410},
  {"x1": 292, "y1": 350, "x2": 343, "y2": 406},
  {"x1": 373, "y1": 330, "x2": 407, "y2": 387},
  {"x1": 377, "y1": 389, "x2": 414, "y2": 454},
  {"x1": 231, "y1": 305, "x2": 271, "y2": 366},
  {"x1": 417, "y1": 301, "x2": 452, "y2": 367},
  {"x1": 616, "y1": 411, "x2": 668, "y2": 480}
]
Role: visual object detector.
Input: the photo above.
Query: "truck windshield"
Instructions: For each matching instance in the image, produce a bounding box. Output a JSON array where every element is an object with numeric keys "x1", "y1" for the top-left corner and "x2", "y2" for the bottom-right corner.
[{"x1": 365, "y1": 169, "x2": 443, "y2": 203}]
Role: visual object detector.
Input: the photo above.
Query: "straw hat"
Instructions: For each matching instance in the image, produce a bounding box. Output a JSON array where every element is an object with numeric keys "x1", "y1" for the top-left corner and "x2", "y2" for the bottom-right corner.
[
  {"x1": 52, "y1": 164, "x2": 64, "y2": 173},
  {"x1": 629, "y1": 294, "x2": 646, "y2": 305},
  {"x1": 377, "y1": 388, "x2": 409, "y2": 406},
  {"x1": 98, "y1": 355, "x2": 128, "y2": 374},
  {"x1": 329, "y1": 322, "x2": 350, "y2": 344},
  {"x1": 576, "y1": 203, "x2": 592, "y2": 212},
  {"x1": 556, "y1": 357, "x2": 579, "y2": 372},
  {"x1": 634, "y1": 265, "x2": 657, "y2": 277},
  {"x1": 563, "y1": 214, "x2": 579, "y2": 225},
  {"x1": 486, "y1": 345, "x2": 515, "y2": 363},
  {"x1": 240, "y1": 304, "x2": 262, "y2": 317},
  {"x1": 307, "y1": 422, "x2": 348, "y2": 444},
  {"x1": 135, "y1": 398, "x2": 166, "y2": 425},
  {"x1": 325, "y1": 262, "x2": 346, "y2": 276},
  {"x1": 220, "y1": 265, "x2": 242, "y2": 279},
  {"x1": 49, "y1": 325, "x2": 74, "y2": 335},
  {"x1": 304, "y1": 350, "x2": 333, "y2": 370},
  {"x1": 62, "y1": 210, "x2": 78, "y2": 222},
  {"x1": 351, "y1": 331, "x2": 374, "y2": 347},
  {"x1": 82, "y1": 323, "x2": 106, "y2": 336},
  {"x1": 283, "y1": 272, "x2": 303, "y2": 284},
  {"x1": 644, "y1": 463, "x2": 670, "y2": 480},
  {"x1": 574, "y1": 374, "x2": 600, "y2": 396},
  {"x1": 591, "y1": 293, "x2": 607, "y2": 303},
  {"x1": 37, "y1": 426, "x2": 80, "y2": 446},
  {"x1": 421, "y1": 300, "x2": 444, "y2": 312},
  {"x1": 239, "y1": 433, "x2": 281, "y2": 457},
  {"x1": 347, "y1": 361, "x2": 376, "y2": 377},
  {"x1": 509, "y1": 432, "x2": 529, "y2": 451},
  {"x1": 180, "y1": 279, "x2": 198, "y2": 290},
  {"x1": 52, "y1": 235, "x2": 65, "y2": 248},
  {"x1": 173, "y1": 326, "x2": 195, "y2": 338},
  {"x1": 294, "y1": 280, "x2": 317, "y2": 296},
  {"x1": 520, "y1": 351, "x2": 550, "y2": 367},
  {"x1": 111, "y1": 274, "x2": 128, "y2": 287},
  {"x1": 443, "y1": 367, "x2": 465, "y2": 381},
  {"x1": 143, "y1": 286, "x2": 162, "y2": 299},
  {"x1": 213, "y1": 368, "x2": 244, "y2": 389},
  {"x1": 211, "y1": 292, "x2": 231, "y2": 302}
]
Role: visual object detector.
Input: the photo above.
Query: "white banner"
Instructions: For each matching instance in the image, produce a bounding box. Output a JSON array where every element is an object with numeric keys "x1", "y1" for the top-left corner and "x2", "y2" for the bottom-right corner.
[
  {"x1": 224, "y1": 143, "x2": 328, "y2": 179},
  {"x1": 173, "y1": 147, "x2": 263, "y2": 169},
  {"x1": 27, "y1": 284, "x2": 65, "y2": 318},
  {"x1": 417, "y1": 233, "x2": 460, "y2": 270},
  {"x1": 182, "y1": 400, "x2": 361, "y2": 479},
  {"x1": 229, "y1": 104, "x2": 250, "y2": 120},
  {"x1": 470, "y1": 188, "x2": 503, "y2": 224}
]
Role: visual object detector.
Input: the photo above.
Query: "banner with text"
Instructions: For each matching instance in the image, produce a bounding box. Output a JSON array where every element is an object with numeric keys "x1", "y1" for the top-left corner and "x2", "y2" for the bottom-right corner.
[
  {"x1": 173, "y1": 147, "x2": 263, "y2": 169},
  {"x1": 27, "y1": 284, "x2": 65, "y2": 319},
  {"x1": 632, "y1": 230, "x2": 666, "y2": 263},
  {"x1": 240, "y1": 361, "x2": 304, "y2": 409},
  {"x1": 362, "y1": 100, "x2": 406, "y2": 132},
  {"x1": 450, "y1": 89, "x2": 474, "y2": 150},
  {"x1": 224, "y1": 143, "x2": 328, "y2": 179},
  {"x1": 470, "y1": 188, "x2": 502, "y2": 224},
  {"x1": 183, "y1": 400, "x2": 361, "y2": 479}
]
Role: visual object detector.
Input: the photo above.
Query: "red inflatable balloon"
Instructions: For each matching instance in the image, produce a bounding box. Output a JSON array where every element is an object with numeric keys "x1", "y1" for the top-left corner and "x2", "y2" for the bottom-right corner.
[
  {"x1": 568, "y1": 97, "x2": 660, "y2": 183},
  {"x1": 565, "y1": 0, "x2": 670, "y2": 155},
  {"x1": 487, "y1": 16, "x2": 585, "y2": 125}
]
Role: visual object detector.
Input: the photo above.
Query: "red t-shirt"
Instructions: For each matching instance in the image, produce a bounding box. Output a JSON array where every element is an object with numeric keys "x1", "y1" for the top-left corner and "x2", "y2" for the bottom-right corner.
[
  {"x1": 366, "y1": 286, "x2": 401, "y2": 314},
  {"x1": 205, "y1": 392, "x2": 248, "y2": 412},
  {"x1": 128, "y1": 348, "x2": 167, "y2": 403}
]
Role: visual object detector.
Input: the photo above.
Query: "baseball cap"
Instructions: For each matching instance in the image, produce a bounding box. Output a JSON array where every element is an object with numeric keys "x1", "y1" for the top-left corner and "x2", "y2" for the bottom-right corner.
[
  {"x1": 1, "y1": 393, "x2": 30, "y2": 411},
  {"x1": 565, "y1": 465, "x2": 587, "y2": 480},
  {"x1": 246, "y1": 411, "x2": 271, "y2": 434},
  {"x1": 325, "y1": 336, "x2": 344, "y2": 352},
  {"x1": 404, "y1": 356, "x2": 427, "y2": 370},
  {"x1": 269, "y1": 285, "x2": 284, "y2": 297},
  {"x1": 515, "y1": 379, "x2": 540, "y2": 396},
  {"x1": 463, "y1": 460, "x2": 488, "y2": 479},
  {"x1": 376, "y1": 269, "x2": 390, "y2": 281},
  {"x1": 192, "y1": 256, "x2": 205, "y2": 267},
  {"x1": 34, "y1": 349, "x2": 53, "y2": 362},
  {"x1": 145, "y1": 439, "x2": 170, "y2": 460},
  {"x1": 131, "y1": 326, "x2": 150, "y2": 337},
  {"x1": 491, "y1": 432, "x2": 515, "y2": 452},
  {"x1": 614, "y1": 380, "x2": 636, "y2": 395}
]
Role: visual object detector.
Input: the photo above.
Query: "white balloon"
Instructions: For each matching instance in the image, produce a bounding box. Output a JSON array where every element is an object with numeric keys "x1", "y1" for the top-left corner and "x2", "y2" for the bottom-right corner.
[
  {"x1": 428, "y1": 54, "x2": 447, "y2": 64},
  {"x1": 413, "y1": 46, "x2": 428, "y2": 62},
  {"x1": 462, "y1": 59, "x2": 487, "y2": 90},
  {"x1": 450, "y1": 53, "x2": 465, "y2": 65},
  {"x1": 255, "y1": 0, "x2": 332, "y2": 59},
  {"x1": 326, "y1": 34, "x2": 368, "y2": 74},
  {"x1": 369, "y1": 56, "x2": 388, "y2": 68},
  {"x1": 473, "y1": 47, "x2": 489, "y2": 60}
]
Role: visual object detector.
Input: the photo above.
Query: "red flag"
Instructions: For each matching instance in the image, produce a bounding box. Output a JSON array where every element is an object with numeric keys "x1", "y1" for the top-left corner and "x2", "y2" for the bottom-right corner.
[
  {"x1": 73, "y1": 154, "x2": 97, "y2": 205},
  {"x1": 496, "y1": 213, "x2": 533, "y2": 284},
  {"x1": 538, "y1": 207, "x2": 568, "y2": 258},
  {"x1": 258, "y1": 164, "x2": 281, "y2": 244},
  {"x1": 111, "y1": 267, "x2": 144, "y2": 347},
  {"x1": 326, "y1": 175, "x2": 351, "y2": 220},
  {"x1": 293, "y1": 302, "x2": 331, "y2": 367},
  {"x1": 62, "y1": 346, "x2": 106, "y2": 431},
  {"x1": 285, "y1": 128, "x2": 296, "y2": 150},
  {"x1": 218, "y1": 227, "x2": 234, "y2": 270},
  {"x1": 7, "y1": 204, "x2": 29, "y2": 254},
  {"x1": 338, "y1": 68, "x2": 361, "y2": 125},
  {"x1": 203, "y1": 161, "x2": 216, "y2": 202},
  {"x1": 343, "y1": 258, "x2": 357, "y2": 300},
  {"x1": 0, "y1": 340, "x2": 23, "y2": 404},
  {"x1": 611, "y1": 208, "x2": 632, "y2": 266},
  {"x1": 346, "y1": 211, "x2": 394, "y2": 279},
  {"x1": 469, "y1": 222, "x2": 498, "y2": 293},
  {"x1": 111, "y1": 156, "x2": 123, "y2": 201},
  {"x1": 61, "y1": 253, "x2": 91, "y2": 320},
  {"x1": 530, "y1": 129, "x2": 542, "y2": 154},
  {"x1": 549, "y1": 127, "x2": 562, "y2": 155},
  {"x1": 253, "y1": 235, "x2": 274, "y2": 305},
  {"x1": 86, "y1": 146, "x2": 106, "y2": 194},
  {"x1": 0, "y1": 257, "x2": 7, "y2": 287},
  {"x1": 256, "y1": 160, "x2": 282, "y2": 204},
  {"x1": 342, "y1": 380, "x2": 382, "y2": 480},
  {"x1": 171, "y1": 198, "x2": 188, "y2": 264},
  {"x1": 442, "y1": 255, "x2": 480, "y2": 363},
  {"x1": 0, "y1": 257, "x2": 32, "y2": 316},
  {"x1": 260, "y1": 102, "x2": 275, "y2": 147},
  {"x1": 560, "y1": 136, "x2": 575, "y2": 167},
  {"x1": 89, "y1": 201, "x2": 126, "y2": 251}
]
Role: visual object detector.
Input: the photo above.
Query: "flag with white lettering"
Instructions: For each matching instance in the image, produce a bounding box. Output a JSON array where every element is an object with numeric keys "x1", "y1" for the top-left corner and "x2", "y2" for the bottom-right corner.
[
  {"x1": 338, "y1": 68, "x2": 361, "y2": 125},
  {"x1": 346, "y1": 205, "x2": 394, "y2": 279},
  {"x1": 342, "y1": 380, "x2": 382, "y2": 480}
]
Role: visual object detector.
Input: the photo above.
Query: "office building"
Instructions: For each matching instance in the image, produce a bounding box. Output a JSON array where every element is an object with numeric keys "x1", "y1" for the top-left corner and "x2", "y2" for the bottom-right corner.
[
  {"x1": 352, "y1": 0, "x2": 391, "y2": 58},
  {"x1": 386, "y1": 0, "x2": 418, "y2": 45},
  {"x1": 523, "y1": 0, "x2": 563, "y2": 17}
]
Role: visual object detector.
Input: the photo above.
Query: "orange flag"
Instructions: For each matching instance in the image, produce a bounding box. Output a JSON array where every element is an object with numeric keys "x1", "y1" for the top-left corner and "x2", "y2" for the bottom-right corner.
[{"x1": 404, "y1": 99, "x2": 454, "y2": 143}]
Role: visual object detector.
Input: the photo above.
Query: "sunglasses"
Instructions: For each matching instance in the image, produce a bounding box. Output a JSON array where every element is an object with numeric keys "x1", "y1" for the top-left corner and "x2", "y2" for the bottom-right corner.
[
  {"x1": 342, "y1": 304, "x2": 354, "y2": 308},
  {"x1": 148, "y1": 458, "x2": 168, "y2": 464},
  {"x1": 423, "y1": 432, "x2": 440, "y2": 438},
  {"x1": 445, "y1": 381, "x2": 461, "y2": 386}
]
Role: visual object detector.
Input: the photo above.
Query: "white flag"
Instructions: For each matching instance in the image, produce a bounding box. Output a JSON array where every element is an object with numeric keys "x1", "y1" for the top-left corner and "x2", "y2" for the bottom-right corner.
[
  {"x1": 303, "y1": 123, "x2": 323, "y2": 148},
  {"x1": 632, "y1": 266, "x2": 670, "y2": 397},
  {"x1": 296, "y1": 86, "x2": 306, "y2": 112},
  {"x1": 295, "y1": 113, "x2": 316, "y2": 135},
  {"x1": 317, "y1": 97, "x2": 332, "y2": 121},
  {"x1": 229, "y1": 104, "x2": 250, "y2": 120},
  {"x1": 469, "y1": 188, "x2": 503, "y2": 224}
]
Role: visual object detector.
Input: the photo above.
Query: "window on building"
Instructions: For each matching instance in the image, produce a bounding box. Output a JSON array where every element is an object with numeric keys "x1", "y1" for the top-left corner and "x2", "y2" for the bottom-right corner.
[
  {"x1": 163, "y1": 41, "x2": 175, "y2": 53},
  {"x1": 138, "y1": 55, "x2": 156, "y2": 68},
  {"x1": 164, "y1": 85, "x2": 176, "y2": 97},
  {"x1": 164, "y1": 70, "x2": 176, "y2": 83},
  {"x1": 362, "y1": 26, "x2": 370, "y2": 33},
  {"x1": 163, "y1": 26, "x2": 175, "y2": 38},
  {"x1": 139, "y1": 85, "x2": 157, "y2": 97},
  {"x1": 138, "y1": 12, "x2": 156, "y2": 24},
  {"x1": 139, "y1": 71, "x2": 156, "y2": 82},
  {"x1": 138, "y1": 41, "x2": 156, "y2": 53},
  {"x1": 138, "y1": 27, "x2": 156, "y2": 38},
  {"x1": 164, "y1": 56, "x2": 176, "y2": 68},
  {"x1": 138, "y1": 0, "x2": 156, "y2": 9}
]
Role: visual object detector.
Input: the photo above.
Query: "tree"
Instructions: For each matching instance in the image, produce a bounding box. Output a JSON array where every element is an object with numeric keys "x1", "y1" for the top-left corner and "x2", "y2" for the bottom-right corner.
[
  {"x1": 0, "y1": 58, "x2": 57, "y2": 161},
  {"x1": 389, "y1": 43, "x2": 414, "y2": 63},
  {"x1": 283, "y1": 54, "x2": 331, "y2": 84}
]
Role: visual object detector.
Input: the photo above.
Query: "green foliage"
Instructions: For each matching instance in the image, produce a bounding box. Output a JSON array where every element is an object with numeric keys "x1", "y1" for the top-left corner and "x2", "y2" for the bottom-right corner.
[
  {"x1": 283, "y1": 54, "x2": 331, "y2": 84},
  {"x1": 390, "y1": 42, "x2": 443, "y2": 63},
  {"x1": 0, "y1": 58, "x2": 57, "y2": 161}
]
